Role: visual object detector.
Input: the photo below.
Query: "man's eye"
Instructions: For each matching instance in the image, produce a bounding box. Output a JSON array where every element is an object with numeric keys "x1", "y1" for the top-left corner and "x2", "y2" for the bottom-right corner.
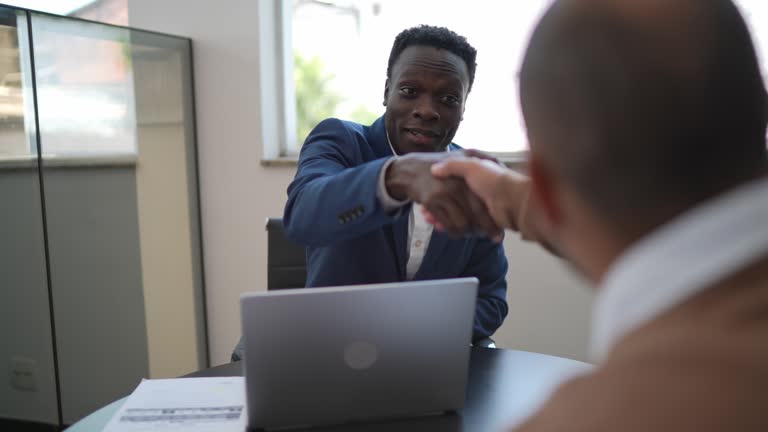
[
  {"x1": 399, "y1": 87, "x2": 415, "y2": 95},
  {"x1": 443, "y1": 95, "x2": 460, "y2": 105}
]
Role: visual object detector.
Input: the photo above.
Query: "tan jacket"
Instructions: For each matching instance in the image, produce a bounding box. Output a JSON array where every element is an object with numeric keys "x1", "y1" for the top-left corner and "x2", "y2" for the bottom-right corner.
[{"x1": 514, "y1": 254, "x2": 768, "y2": 432}]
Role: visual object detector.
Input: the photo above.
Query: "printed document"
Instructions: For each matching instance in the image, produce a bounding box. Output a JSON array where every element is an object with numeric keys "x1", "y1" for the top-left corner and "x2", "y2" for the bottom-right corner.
[{"x1": 103, "y1": 377, "x2": 246, "y2": 432}]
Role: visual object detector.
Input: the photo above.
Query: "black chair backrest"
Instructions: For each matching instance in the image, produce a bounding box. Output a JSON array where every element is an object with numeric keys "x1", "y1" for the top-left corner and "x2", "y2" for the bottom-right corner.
[
  {"x1": 232, "y1": 218, "x2": 308, "y2": 361},
  {"x1": 266, "y1": 217, "x2": 307, "y2": 290}
]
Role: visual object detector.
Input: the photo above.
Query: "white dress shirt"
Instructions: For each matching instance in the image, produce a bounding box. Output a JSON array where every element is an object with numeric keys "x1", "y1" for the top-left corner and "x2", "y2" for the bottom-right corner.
[
  {"x1": 590, "y1": 176, "x2": 768, "y2": 362},
  {"x1": 375, "y1": 135, "x2": 438, "y2": 280}
]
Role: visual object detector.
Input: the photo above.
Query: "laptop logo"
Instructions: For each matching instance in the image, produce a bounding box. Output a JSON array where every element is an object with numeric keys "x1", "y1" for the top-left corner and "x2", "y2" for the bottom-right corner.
[{"x1": 343, "y1": 341, "x2": 378, "y2": 370}]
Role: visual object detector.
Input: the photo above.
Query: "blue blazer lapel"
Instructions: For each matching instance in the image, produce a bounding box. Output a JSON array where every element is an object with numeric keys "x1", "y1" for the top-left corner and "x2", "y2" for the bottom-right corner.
[
  {"x1": 367, "y1": 116, "x2": 395, "y2": 159},
  {"x1": 414, "y1": 230, "x2": 450, "y2": 280}
]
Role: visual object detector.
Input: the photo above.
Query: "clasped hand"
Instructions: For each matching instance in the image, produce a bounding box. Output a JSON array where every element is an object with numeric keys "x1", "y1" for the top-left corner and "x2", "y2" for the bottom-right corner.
[{"x1": 385, "y1": 150, "x2": 505, "y2": 241}]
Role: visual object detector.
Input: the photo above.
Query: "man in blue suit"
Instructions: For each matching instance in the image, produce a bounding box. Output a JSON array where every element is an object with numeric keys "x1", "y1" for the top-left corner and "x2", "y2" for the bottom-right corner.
[{"x1": 283, "y1": 25, "x2": 509, "y2": 343}]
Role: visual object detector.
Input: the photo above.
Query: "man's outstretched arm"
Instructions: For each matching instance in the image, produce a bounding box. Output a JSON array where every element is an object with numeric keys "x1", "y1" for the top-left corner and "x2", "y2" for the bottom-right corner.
[
  {"x1": 284, "y1": 119, "x2": 405, "y2": 247},
  {"x1": 426, "y1": 157, "x2": 560, "y2": 255}
]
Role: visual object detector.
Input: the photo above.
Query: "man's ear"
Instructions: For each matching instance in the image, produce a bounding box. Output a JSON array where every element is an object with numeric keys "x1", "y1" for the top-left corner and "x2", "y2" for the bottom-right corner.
[
  {"x1": 528, "y1": 150, "x2": 563, "y2": 228},
  {"x1": 383, "y1": 79, "x2": 390, "y2": 106}
]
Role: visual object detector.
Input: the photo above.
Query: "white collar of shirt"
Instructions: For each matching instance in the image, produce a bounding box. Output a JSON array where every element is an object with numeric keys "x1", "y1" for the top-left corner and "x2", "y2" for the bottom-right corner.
[
  {"x1": 384, "y1": 128, "x2": 436, "y2": 279},
  {"x1": 590, "y1": 175, "x2": 768, "y2": 363}
]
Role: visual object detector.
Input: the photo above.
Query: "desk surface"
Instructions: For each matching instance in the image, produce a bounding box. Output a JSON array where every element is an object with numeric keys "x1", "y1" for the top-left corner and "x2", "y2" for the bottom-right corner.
[{"x1": 67, "y1": 348, "x2": 590, "y2": 431}]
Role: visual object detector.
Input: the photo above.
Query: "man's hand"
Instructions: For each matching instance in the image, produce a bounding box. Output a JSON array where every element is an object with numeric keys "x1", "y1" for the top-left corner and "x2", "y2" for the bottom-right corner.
[
  {"x1": 426, "y1": 156, "x2": 531, "y2": 235},
  {"x1": 385, "y1": 151, "x2": 502, "y2": 239}
]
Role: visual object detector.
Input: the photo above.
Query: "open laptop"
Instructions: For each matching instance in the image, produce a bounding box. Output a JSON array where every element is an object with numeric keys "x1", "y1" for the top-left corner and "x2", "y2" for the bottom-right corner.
[{"x1": 240, "y1": 277, "x2": 478, "y2": 430}]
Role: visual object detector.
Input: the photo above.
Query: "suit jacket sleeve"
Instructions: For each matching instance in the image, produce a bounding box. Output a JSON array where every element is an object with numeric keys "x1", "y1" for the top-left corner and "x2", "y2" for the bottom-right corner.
[
  {"x1": 462, "y1": 237, "x2": 509, "y2": 341},
  {"x1": 284, "y1": 118, "x2": 406, "y2": 247}
]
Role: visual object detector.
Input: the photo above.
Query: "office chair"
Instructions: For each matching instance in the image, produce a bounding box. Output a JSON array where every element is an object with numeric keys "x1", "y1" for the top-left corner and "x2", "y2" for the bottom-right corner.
[
  {"x1": 232, "y1": 218, "x2": 307, "y2": 361},
  {"x1": 264, "y1": 217, "x2": 308, "y2": 290},
  {"x1": 231, "y1": 218, "x2": 495, "y2": 361}
]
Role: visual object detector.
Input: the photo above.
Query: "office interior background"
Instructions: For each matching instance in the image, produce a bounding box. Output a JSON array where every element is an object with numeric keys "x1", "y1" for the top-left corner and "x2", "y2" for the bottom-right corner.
[{"x1": 2, "y1": 0, "x2": 767, "y2": 429}]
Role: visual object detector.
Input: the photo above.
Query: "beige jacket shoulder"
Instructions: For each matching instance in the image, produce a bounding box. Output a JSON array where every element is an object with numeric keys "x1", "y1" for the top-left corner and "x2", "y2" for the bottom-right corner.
[{"x1": 514, "y1": 254, "x2": 768, "y2": 432}]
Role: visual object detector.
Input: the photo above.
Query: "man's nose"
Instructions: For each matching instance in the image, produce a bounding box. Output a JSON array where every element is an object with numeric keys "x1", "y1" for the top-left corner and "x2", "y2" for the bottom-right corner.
[{"x1": 412, "y1": 96, "x2": 440, "y2": 121}]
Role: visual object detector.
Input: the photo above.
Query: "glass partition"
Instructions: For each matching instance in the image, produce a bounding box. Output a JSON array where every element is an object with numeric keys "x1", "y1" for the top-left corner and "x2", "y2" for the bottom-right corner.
[
  {"x1": 32, "y1": 14, "x2": 138, "y2": 158},
  {"x1": 0, "y1": 5, "x2": 204, "y2": 428},
  {"x1": 0, "y1": 6, "x2": 59, "y2": 429}
]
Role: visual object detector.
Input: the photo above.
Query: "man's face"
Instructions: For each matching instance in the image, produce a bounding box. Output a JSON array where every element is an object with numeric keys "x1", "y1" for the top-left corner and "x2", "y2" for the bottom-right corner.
[{"x1": 384, "y1": 45, "x2": 470, "y2": 154}]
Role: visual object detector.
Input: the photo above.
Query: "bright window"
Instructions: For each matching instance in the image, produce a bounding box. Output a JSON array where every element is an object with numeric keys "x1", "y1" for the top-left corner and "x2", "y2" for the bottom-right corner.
[
  {"x1": 735, "y1": 1, "x2": 768, "y2": 83},
  {"x1": 733, "y1": 1, "x2": 768, "y2": 146},
  {"x1": 284, "y1": 0, "x2": 768, "y2": 158},
  {"x1": 289, "y1": 0, "x2": 553, "y2": 156}
]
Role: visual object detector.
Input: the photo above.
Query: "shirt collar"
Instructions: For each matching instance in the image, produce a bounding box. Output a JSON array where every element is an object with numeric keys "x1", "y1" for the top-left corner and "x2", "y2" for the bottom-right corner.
[{"x1": 590, "y1": 175, "x2": 768, "y2": 362}]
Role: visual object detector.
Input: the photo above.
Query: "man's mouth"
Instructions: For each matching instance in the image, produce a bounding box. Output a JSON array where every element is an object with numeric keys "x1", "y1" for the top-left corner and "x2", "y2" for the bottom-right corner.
[{"x1": 403, "y1": 127, "x2": 441, "y2": 139}]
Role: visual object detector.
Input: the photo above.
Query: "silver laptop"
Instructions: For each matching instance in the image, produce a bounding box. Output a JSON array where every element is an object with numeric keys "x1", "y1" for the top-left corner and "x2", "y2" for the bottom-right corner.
[{"x1": 240, "y1": 277, "x2": 478, "y2": 430}]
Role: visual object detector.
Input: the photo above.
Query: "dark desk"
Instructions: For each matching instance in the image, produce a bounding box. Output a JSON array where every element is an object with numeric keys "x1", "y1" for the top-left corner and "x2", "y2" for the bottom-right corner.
[{"x1": 67, "y1": 348, "x2": 590, "y2": 431}]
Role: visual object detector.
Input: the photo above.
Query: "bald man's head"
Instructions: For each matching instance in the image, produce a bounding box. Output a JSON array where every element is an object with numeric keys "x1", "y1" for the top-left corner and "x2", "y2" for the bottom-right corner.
[{"x1": 521, "y1": 0, "x2": 767, "y2": 237}]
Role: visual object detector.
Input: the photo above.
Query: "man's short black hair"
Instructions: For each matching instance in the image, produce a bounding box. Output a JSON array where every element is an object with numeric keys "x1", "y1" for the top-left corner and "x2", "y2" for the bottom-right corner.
[{"x1": 387, "y1": 25, "x2": 477, "y2": 91}]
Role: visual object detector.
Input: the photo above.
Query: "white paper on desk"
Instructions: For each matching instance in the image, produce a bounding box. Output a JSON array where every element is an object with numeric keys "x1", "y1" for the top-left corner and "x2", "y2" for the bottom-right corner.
[{"x1": 102, "y1": 377, "x2": 247, "y2": 432}]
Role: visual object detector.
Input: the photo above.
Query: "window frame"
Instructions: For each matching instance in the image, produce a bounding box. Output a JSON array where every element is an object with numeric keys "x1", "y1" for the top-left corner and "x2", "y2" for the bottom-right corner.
[{"x1": 258, "y1": 0, "x2": 297, "y2": 160}]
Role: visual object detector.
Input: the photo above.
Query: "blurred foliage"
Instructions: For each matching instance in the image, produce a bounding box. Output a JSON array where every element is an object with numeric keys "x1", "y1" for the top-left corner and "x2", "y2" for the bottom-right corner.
[
  {"x1": 294, "y1": 52, "x2": 342, "y2": 143},
  {"x1": 294, "y1": 52, "x2": 380, "y2": 145},
  {"x1": 347, "y1": 104, "x2": 379, "y2": 126}
]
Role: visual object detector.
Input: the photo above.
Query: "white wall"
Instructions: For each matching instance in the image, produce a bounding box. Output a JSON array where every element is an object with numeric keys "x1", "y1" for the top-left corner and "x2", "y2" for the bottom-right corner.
[
  {"x1": 498, "y1": 236, "x2": 593, "y2": 360},
  {"x1": 128, "y1": 0, "x2": 296, "y2": 366},
  {"x1": 128, "y1": 0, "x2": 594, "y2": 366},
  {"x1": 133, "y1": 43, "x2": 205, "y2": 378}
]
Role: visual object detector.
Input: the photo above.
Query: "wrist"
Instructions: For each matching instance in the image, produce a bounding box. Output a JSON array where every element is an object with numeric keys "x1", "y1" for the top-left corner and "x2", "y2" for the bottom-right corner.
[
  {"x1": 500, "y1": 173, "x2": 529, "y2": 231},
  {"x1": 384, "y1": 158, "x2": 413, "y2": 201}
]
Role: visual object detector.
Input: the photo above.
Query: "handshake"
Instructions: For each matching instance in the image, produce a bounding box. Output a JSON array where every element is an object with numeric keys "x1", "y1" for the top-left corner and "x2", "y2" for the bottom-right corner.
[{"x1": 384, "y1": 149, "x2": 546, "y2": 245}]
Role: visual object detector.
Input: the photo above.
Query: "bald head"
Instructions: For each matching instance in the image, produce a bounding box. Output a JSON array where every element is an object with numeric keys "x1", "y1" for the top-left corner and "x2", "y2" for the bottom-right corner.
[{"x1": 521, "y1": 0, "x2": 767, "y2": 237}]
